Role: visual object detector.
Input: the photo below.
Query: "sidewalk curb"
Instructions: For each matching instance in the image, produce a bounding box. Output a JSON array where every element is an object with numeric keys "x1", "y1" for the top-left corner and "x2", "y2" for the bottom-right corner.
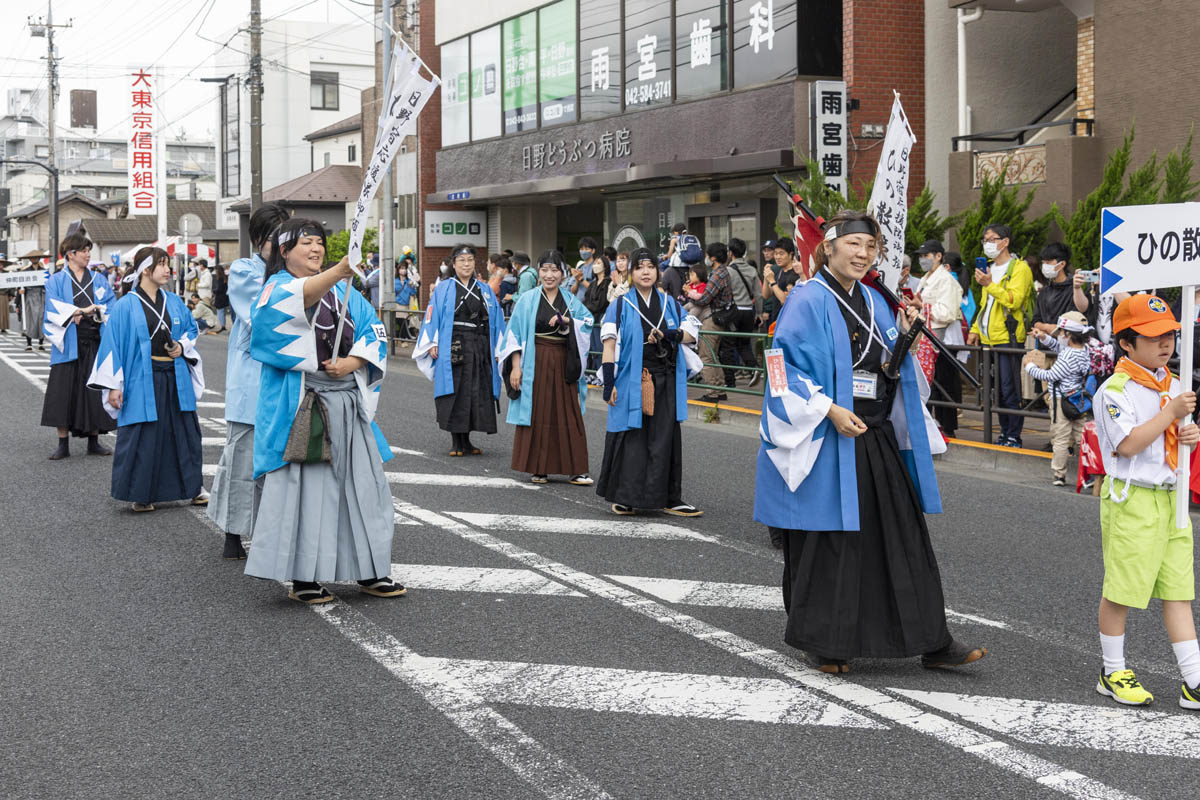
[{"x1": 935, "y1": 438, "x2": 1053, "y2": 475}]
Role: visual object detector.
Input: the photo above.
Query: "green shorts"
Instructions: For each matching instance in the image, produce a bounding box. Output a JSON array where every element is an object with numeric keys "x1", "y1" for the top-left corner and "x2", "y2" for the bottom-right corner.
[{"x1": 1100, "y1": 478, "x2": 1195, "y2": 609}]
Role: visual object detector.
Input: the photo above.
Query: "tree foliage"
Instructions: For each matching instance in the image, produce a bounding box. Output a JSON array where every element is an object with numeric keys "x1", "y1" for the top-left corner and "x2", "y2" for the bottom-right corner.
[
  {"x1": 325, "y1": 227, "x2": 378, "y2": 264},
  {"x1": 1161, "y1": 126, "x2": 1199, "y2": 204},
  {"x1": 1051, "y1": 128, "x2": 1133, "y2": 270},
  {"x1": 905, "y1": 183, "x2": 965, "y2": 255},
  {"x1": 956, "y1": 159, "x2": 1053, "y2": 266}
]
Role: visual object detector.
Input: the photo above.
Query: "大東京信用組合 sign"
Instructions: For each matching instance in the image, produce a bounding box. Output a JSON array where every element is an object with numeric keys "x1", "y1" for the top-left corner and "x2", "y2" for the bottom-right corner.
[{"x1": 1099, "y1": 202, "x2": 1200, "y2": 294}]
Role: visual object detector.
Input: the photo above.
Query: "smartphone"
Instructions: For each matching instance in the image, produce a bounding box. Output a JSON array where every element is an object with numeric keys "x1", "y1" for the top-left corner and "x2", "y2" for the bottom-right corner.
[
  {"x1": 1077, "y1": 269, "x2": 1100, "y2": 285},
  {"x1": 974, "y1": 256, "x2": 988, "y2": 273}
]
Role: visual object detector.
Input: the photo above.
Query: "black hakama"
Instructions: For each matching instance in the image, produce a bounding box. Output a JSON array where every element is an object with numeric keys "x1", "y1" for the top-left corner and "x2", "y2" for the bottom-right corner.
[
  {"x1": 435, "y1": 283, "x2": 497, "y2": 435},
  {"x1": 111, "y1": 360, "x2": 204, "y2": 504},
  {"x1": 597, "y1": 350, "x2": 684, "y2": 510},
  {"x1": 774, "y1": 268, "x2": 951, "y2": 661},
  {"x1": 40, "y1": 319, "x2": 115, "y2": 436}
]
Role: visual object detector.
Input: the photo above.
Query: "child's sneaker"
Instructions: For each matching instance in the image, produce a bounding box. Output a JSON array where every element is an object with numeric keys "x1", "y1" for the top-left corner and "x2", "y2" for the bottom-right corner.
[
  {"x1": 1052, "y1": 476, "x2": 1066, "y2": 486},
  {"x1": 1181, "y1": 682, "x2": 1200, "y2": 710},
  {"x1": 1096, "y1": 669, "x2": 1154, "y2": 706}
]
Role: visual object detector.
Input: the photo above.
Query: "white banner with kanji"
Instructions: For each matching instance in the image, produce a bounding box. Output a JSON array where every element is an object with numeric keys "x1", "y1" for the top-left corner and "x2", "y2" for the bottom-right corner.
[
  {"x1": 347, "y1": 43, "x2": 439, "y2": 275},
  {"x1": 127, "y1": 68, "x2": 158, "y2": 216},
  {"x1": 866, "y1": 92, "x2": 917, "y2": 292}
]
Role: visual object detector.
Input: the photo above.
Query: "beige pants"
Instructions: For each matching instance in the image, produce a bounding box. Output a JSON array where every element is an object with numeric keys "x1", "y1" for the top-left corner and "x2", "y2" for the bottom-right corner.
[
  {"x1": 1051, "y1": 396, "x2": 1086, "y2": 479},
  {"x1": 698, "y1": 314, "x2": 726, "y2": 389}
]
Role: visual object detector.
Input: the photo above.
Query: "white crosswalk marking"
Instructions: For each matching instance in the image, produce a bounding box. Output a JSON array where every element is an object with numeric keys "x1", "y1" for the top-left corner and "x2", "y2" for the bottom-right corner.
[
  {"x1": 387, "y1": 473, "x2": 535, "y2": 489},
  {"x1": 894, "y1": 689, "x2": 1200, "y2": 759},
  {"x1": 380, "y1": 564, "x2": 584, "y2": 596},
  {"x1": 606, "y1": 576, "x2": 781, "y2": 609},
  {"x1": 449, "y1": 512, "x2": 716, "y2": 542}
]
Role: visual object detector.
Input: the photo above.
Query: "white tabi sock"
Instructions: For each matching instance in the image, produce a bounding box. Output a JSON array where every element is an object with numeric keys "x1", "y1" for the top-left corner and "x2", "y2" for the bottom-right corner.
[
  {"x1": 1173, "y1": 639, "x2": 1200, "y2": 688},
  {"x1": 1100, "y1": 633, "x2": 1126, "y2": 675}
]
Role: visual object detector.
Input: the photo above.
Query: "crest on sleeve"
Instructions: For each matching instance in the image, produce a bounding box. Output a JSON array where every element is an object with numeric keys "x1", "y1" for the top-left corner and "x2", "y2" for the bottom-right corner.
[
  {"x1": 372, "y1": 322, "x2": 386, "y2": 340},
  {"x1": 425, "y1": 304, "x2": 434, "y2": 323},
  {"x1": 257, "y1": 282, "x2": 275, "y2": 308},
  {"x1": 1106, "y1": 403, "x2": 1121, "y2": 420}
]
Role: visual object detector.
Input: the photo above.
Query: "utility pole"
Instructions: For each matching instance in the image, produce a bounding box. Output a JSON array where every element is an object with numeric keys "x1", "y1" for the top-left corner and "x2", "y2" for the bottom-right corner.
[
  {"x1": 249, "y1": 0, "x2": 263, "y2": 211},
  {"x1": 380, "y1": 0, "x2": 395, "y2": 343},
  {"x1": 28, "y1": 1, "x2": 72, "y2": 254}
]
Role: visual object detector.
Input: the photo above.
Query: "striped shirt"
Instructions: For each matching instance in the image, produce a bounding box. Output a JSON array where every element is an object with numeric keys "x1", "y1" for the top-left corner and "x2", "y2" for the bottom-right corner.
[{"x1": 1025, "y1": 338, "x2": 1090, "y2": 396}]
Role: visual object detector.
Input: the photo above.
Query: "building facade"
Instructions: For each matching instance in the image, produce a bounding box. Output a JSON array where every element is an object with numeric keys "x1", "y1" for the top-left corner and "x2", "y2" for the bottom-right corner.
[{"x1": 415, "y1": 0, "x2": 937, "y2": 291}]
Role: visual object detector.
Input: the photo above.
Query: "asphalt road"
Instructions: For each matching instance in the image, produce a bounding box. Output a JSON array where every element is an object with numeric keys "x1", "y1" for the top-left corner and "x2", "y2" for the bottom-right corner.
[{"x1": 2, "y1": 331, "x2": 1198, "y2": 800}]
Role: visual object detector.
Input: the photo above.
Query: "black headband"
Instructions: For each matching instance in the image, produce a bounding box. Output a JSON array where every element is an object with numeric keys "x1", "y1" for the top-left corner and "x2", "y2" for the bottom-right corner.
[
  {"x1": 824, "y1": 220, "x2": 877, "y2": 241},
  {"x1": 452, "y1": 246, "x2": 475, "y2": 259},
  {"x1": 278, "y1": 226, "x2": 323, "y2": 246}
]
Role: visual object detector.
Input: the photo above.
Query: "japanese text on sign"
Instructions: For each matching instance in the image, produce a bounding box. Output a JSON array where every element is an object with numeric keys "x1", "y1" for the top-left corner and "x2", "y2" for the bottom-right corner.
[
  {"x1": 127, "y1": 68, "x2": 157, "y2": 216},
  {"x1": 1099, "y1": 202, "x2": 1200, "y2": 295},
  {"x1": 521, "y1": 128, "x2": 632, "y2": 171},
  {"x1": 811, "y1": 80, "x2": 847, "y2": 197},
  {"x1": 866, "y1": 93, "x2": 917, "y2": 292}
]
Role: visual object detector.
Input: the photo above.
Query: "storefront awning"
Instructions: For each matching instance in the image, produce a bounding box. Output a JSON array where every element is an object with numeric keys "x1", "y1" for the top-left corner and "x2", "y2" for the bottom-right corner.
[{"x1": 425, "y1": 148, "x2": 796, "y2": 205}]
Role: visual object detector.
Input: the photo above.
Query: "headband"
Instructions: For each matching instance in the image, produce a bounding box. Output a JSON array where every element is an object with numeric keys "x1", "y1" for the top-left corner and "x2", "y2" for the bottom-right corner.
[
  {"x1": 540, "y1": 258, "x2": 568, "y2": 273},
  {"x1": 277, "y1": 226, "x2": 323, "y2": 247},
  {"x1": 823, "y1": 220, "x2": 878, "y2": 241},
  {"x1": 451, "y1": 246, "x2": 475, "y2": 259},
  {"x1": 630, "y1": 247, "x2": 655, "y2": 266},
  {"x1": 122, "y1": 253, "x2": 157, "y2": 284}
]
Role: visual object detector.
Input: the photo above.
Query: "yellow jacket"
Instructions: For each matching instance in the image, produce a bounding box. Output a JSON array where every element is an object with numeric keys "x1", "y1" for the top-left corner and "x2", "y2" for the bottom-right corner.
[{"x1": 970, "y1": 256, "x2": 1034, "y2": 346}]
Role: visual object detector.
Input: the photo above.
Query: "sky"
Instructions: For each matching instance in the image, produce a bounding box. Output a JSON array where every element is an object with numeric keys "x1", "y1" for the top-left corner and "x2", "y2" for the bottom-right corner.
[{"x1": 0, "y1": 0, "x2": 378, "y2": 144}]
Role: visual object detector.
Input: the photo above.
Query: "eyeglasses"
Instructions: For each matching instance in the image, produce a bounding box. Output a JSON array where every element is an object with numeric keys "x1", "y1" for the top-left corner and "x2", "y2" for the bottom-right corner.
[{"x1": 981, "y1": 236, "x2": 1004, "y2": 244}]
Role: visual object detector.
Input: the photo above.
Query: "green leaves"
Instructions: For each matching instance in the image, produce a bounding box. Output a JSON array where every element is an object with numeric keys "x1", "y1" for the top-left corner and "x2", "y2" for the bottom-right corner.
[{"x1": 325, "y1": 227, "x2": 378, "y2": 265}]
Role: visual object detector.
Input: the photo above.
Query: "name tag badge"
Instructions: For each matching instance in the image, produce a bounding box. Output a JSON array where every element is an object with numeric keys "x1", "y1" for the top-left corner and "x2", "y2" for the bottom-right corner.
[
  {"x1": 372, "y1": 322, "x2": 386, "y2": 340},
  {"x1": 764, "y1": 348, "x2": 788, "y2": 398},
  {"x1": 172, "y1": 316, "x2": 180, "y2": 326},
  {"x1": 885, "y1": 327, "x2": 898, "y2": 342},
  {"x1": 853, "y1": 370, "x2": 879, "y2": 400}
]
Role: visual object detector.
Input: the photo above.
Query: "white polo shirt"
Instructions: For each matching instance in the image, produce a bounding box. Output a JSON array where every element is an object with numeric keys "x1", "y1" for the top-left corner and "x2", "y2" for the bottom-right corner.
[{"x1": 1095, "y1": 367, "x2": 1181, "y2": 488}]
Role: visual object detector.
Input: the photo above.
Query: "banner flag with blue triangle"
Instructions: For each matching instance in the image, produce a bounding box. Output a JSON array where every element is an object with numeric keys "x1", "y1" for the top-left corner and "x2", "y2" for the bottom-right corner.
[{"x1": 1097, "y1": 202, "x2": 1200, "y2": 296}]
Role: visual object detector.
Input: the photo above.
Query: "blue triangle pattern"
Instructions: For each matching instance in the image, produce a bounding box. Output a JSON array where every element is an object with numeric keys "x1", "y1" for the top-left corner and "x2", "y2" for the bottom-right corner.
[
  {"x1": 1102, "y1": 208, "x2": 1124, "y2": 237},
  {"x1": 1101, "y1": 266, "x2": 1122, "y2": 292},
  {"x1": 1101, "y1": 235, "x2": 1124, "y2": 266}
]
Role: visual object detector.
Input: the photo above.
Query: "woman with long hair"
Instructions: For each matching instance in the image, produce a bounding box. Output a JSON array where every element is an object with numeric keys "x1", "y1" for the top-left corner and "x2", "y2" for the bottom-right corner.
[
  {"x1": 88, "y1": 246, "x2": 207, "y2": 511},
  {"x1": 243, "y1": 218, "x2": 403, "y2": 604},
  {"x1": 754, "y1": 209, "x2": 985, "y2": 674},
  {"x1": 414, "y1": 243, "x2": 506, "y2": 456},
  {"x1": 497, "y1": 250, "x2": 594, "y2": 485},
  {"x1": 41, "y1": 233, "x2": 117, "y2": 459},
  {"x1": 597, "y1": 248, "x2": 703, "y2": 516}
]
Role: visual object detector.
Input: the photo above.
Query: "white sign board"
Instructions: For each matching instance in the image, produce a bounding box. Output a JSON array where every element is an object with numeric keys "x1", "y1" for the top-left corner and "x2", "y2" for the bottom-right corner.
[
  {"x1": 1099, "y1": 202, "x2": 1200, "y2": 295},
  {"x1": 811, "y1": 80, "x2": 847, "y2": 197},
  {"x1": 0, "y1": 270, "x2": 47, "y2": 289},
  {"x1": 865, "y1": 93, "x2": 917, "y2": 292},
  {"x1": 426, "y1": 211, "x2": 487, "y2": 247},
  {"x1": 127, "y1": 67, "x2": 158, "y2": 216}
]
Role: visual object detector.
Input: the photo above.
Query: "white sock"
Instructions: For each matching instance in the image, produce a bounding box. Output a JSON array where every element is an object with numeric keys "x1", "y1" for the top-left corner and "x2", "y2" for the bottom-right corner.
[
  {"x1": 1100, "y1": 633, "x2": 1126, "y2": 674},
  {"x1": 1173, "y1": 639, "x2": 1200, "y2": 688}
]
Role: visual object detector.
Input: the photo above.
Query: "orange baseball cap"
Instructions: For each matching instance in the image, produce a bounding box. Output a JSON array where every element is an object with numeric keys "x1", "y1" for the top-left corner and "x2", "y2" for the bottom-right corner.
[{"x1": 1112, "y1": 294, "x2": 1180, "y2": 337}]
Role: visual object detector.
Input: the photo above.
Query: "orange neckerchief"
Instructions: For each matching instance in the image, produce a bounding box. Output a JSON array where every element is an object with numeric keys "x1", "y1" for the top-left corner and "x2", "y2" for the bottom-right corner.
[{"x1": 1114, "y1": 357, "x2": 1178, "y2": 470}]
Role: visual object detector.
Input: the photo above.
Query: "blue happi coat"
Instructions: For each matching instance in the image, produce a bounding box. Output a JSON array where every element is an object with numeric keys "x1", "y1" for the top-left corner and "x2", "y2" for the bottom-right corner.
[
  {"x1": 496, "y1": 287, "x2": 593, "y2": 427},
  {"x1": 44, "y1": 267, "x2": 115, "y2": 365},
  {"x1": 601, "y1": 288, "x2": 702, "y2": 432},
  {"x1": 224, "y1": 253, "x2": 266, "y2": 425},
  {"x1": 250, "y1": 272, "x2": 393, "y2": 479},
  {"x1": 753, "y1": 272, "x2": 945, "y2": 532},
  {"x1": 86, "y1": 289, "x2": 205, "y2": 425},
  {"x1": 413, "y1": 276, "x2": 506, "y2": 399}
]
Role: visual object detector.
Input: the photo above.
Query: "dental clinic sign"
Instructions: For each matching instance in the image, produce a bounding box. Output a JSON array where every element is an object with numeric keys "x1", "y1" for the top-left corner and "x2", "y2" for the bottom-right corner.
[{"x1": 426, "y1": 211, "x2": 487, "y2": 247}]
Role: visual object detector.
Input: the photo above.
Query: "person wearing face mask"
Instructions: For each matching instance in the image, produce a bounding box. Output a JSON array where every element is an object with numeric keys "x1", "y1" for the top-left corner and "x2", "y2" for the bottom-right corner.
[
  {"x1": 755, "y1": 210, "x2": 984, "y2": 674},
  {"x1": 968, "y1": 223, "x2": 1034, "y2": 448},
  {"x1": 497, "y1": 250, "x2": 595, "y2": 485},
  {"x1": 88, "y1": 246, "x2": 207, "y2": 512},
  {"x1": 598, "y1": 248, "x2": 703, "y2": 517},
  {"x1": 1031, "y1": 243, "x2": 1080, "y2": 344},
  {"x1": 1023, "y1": 311, "x2": 1094, "y2": 487},
  {"x1": 914, "y1": 239, "x2": 964, "y2": 437},
  {"x1": 243, "y1": 218, "x2": 402, "y2": 605},
  {"x1": 568, "y1": 236, "x2": 599, "y2": 302}
]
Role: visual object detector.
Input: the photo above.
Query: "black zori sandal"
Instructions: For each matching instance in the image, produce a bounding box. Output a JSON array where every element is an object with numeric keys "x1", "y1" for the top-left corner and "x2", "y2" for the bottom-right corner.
[
  {"x1": 358, "y1": 577, "x2": 407, "y2": 597},
  {"x1": 222, "y1": 533, "x2": 247, "y2": 560},
  {"x1": 288, "y1": 582, "x2": 333, "y2": 604}
]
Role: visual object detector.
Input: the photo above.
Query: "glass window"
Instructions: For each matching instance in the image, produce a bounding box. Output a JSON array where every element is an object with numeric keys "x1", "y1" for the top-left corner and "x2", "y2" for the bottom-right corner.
[
  {"x1": 538, "y1": 0, "x2": 577, "y2": 127},
  {"x1": 441, "y1": 38, "x2": 471, "y2": 146},
  {"x1": 675, "y1": 0, "x2": 729, "y2": 102},
  {"x1": 471, "y1": 26, "x2": 502, "y2": 140},
  {"x1": 348, "y1": 143, "x2": 357, "y2": 162},
  {"x1": 797, "y1": 0, "x2": 841, "y2": 78},
  {"x1": 732, "y1": 0, "x2": 798, "y2": 88},
  {"x1": 579, "y1": 0, "x2": 621, "y2": 120},
  {"x1": 310, "y1": 71, "x2": 339, "y2": 110},
  {"x1": 624, "y1": 0, "x2": 673, "y2": 109},
  {"x1": 323, "y1": 151, "x2": 331, "y2": 168},
  {"x1": 35, "y1": 144, "x2": 50, "y2": 158},
  {"x1": 503, "y1": 13, "x2": 539, "y2": 134}
]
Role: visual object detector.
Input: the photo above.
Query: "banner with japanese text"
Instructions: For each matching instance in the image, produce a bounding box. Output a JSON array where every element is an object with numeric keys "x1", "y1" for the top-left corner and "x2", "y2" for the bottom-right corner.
[
  {"x1": 127, "y1": 68, "x2": 158, "y2": 216},
  {"x1": 348, "y1": 45, "x2": 439, "y2": 273},
  {"x1": 866, "y1": 93, "x2": 916, "y2": 292}
]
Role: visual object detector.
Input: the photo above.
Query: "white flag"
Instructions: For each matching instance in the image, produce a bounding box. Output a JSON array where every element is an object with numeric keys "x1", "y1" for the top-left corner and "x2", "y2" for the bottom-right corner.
[
  {"x1": 347, "y1": 44, "x2": 440, "y2": 275},
  {"x1": 866, "y1": 92, "x2": 917, "y2": 293}
]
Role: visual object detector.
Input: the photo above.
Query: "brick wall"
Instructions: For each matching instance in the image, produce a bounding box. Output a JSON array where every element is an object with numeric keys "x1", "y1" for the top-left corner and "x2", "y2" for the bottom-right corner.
[
  {"x1": 1076, "y1": 15, "x2": 1094, "y2": 133},
  {"x1": 842, "y1": 0, "x2": 925, "y2": 203}
]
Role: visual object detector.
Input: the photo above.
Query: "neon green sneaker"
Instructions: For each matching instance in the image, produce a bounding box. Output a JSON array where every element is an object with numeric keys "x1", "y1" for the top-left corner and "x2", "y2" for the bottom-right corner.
[
  {"x1": 1181, "y1": 682, "x2": 1200, "y2": 710},
  {"x1": 1096, "y1": 669, "x2": 1154, "y2": 706}
]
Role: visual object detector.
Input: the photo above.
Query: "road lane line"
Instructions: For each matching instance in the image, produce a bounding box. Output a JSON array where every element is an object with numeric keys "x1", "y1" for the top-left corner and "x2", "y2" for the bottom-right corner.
[
  {"x1": 188, "y1": 508, "x2": 612, "y2": 800},
  {"x1": 0, "y1": 347, "x2": 47, "y2": 391},
  {"x1": 376, "y1": 564, "x2": 584, "y2": 596},
  {"x1": 395, "y1": 499, "x2": 1141, "y2": 800},
  {"x1": 421, "y1": 657, "x2": 881, "y2": 728},
  {"x1": 450, "y1": 513, "x2": 717, "y2": 542},
  {"x1": 386, "y1": 472, "x2": 536, "y2": 490}
]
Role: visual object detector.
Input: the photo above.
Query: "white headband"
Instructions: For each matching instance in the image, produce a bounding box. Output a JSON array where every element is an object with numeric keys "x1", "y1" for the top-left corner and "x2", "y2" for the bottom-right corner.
[{"x1": 122, "y1": 253, "x2": 157, "y2": 284}]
